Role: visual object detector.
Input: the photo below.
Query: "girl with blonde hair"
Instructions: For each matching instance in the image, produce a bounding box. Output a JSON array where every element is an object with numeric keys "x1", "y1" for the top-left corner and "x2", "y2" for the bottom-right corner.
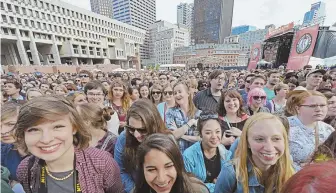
[{"x1": 215, "y1": 112, "x2": 295, "y2": 193}]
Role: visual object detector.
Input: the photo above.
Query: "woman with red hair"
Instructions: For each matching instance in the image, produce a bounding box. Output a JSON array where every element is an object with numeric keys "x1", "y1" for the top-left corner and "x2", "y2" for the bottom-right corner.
[{"x1": 281, "y1": 161, "x2": 336, "y2": 193}]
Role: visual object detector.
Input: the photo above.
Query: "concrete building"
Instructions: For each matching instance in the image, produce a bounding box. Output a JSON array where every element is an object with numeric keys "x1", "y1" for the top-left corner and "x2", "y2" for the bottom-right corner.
[
  {"x1": 223, "y1": 35, "x2": 239, "y2": 44},
  {"x1": 0, "y1": 0, "x2": 146, "y2": 68},
  {"x1": 237, "y1": 26, "x2": 270, "y2": 66},
  {"x1": 193, "y1": 0, "x2": 234, "y2": 44},
  {"x1": 231, "y1": 25, "x2": 256, "y2": 35},
  {"x1": 173, "y1": 43, "x2": 240, "y2": 68},
  {"x1": 149, "y1": 20, "x2": 190, "y2": 65},
  {"x1": 90, "y1": 0, "x2": 113, "y2": 19},
  {"x1": 111, "y1": 0, "x2": 156, "y2": 67},
  {"x1": 303, "y1": 1, "x2": 326, "y2": 26}
]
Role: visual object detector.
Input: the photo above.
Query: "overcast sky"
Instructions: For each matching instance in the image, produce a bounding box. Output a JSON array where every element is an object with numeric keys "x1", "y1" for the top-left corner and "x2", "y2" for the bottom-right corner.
[{"x1": 63, "y1": 0, "x2": 335, "y2": 29}]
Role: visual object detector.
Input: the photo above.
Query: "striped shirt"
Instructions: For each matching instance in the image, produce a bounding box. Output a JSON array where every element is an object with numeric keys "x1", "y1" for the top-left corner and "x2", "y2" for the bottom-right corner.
[{"x1": 193, "y1": 88, "x2": 220, "y2": 112}]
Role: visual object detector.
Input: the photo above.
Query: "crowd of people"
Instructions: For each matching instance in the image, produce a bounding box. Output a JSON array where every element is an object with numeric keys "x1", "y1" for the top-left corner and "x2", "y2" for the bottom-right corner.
[{"x1": 1, "y1": 65, "x2": 336, "y2": 193}]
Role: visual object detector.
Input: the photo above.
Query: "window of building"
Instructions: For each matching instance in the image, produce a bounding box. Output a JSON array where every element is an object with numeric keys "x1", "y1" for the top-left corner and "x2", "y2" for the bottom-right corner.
[
  {"x1": 51, "y1": 4, "x2": 54, "y2": 11},
  {"x1": 37, "y1": 22, "x2": 41, "y2": 28},
  {"x1": 2, "y1": 27, "x2": 9, "y2": 35},
  {"x1": 24, "y1": 19, "x2": 28, "y2": 26},
  {"x1": 7, "y1": 3, "x2": 12, "y2": 11},
  {"x1": 47, "y1": 14, "x2": 50, "y2": 20},
  {"x1": 30, "y1": 20, "x2": 35, "y2": 27},
  {"x1": 41, "y1": 13, "x2": 45, "y2": 19},
  {"x1": 1, "y1": 15, "x2": 7, "y2": 23},
  {"x1": 9, "y1": 16, "x2": 14, "y2": 24}
]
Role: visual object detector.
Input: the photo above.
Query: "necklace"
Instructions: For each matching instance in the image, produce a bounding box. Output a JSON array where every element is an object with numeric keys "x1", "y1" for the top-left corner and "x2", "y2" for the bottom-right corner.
[{"x1": 46, "y1": 167, "x2": 74, "y2": 181}]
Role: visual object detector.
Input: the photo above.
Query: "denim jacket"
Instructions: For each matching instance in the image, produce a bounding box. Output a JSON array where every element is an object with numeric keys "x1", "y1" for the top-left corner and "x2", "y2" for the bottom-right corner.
[
  {"x1": 183, "y1": 142, "x2": 232, "y2": 193},
  {"x1": 114, "y1": 131, "x2": 135, "y2": 193},
  {"x1": 214, "y1": 161, "x2": 267, "y2": 193}
]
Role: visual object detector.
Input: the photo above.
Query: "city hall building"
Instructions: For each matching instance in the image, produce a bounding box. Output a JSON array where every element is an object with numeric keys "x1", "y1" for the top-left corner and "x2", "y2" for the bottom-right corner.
[{"x1": 0, "y1": 0, "x2": 146, "y2": 68}]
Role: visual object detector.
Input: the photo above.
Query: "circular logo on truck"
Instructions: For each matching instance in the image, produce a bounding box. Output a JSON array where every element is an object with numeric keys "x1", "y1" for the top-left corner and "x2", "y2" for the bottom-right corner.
[
  {"x1": 296, "y1": 33, "x2": 312, "y2": 54},
  {"x1": 252, "y1": 48, "x2": 259, "y2": 60}
]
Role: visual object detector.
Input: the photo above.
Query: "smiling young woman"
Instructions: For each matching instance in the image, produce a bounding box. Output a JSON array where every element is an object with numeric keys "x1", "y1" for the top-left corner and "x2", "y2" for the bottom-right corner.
[
  {"x1": 114, "y1": 99, "x2": 171, "y2": 193},
  {"x1": 15, "y1": 96, "x2": 124, "y2": 193},
  {"x1": 183, "y1": 111, "x2": 231, "y2": 193},
  {"x1": 133, "y1": 133, "x2": 209, "y2": 193},
  {"x1": 214, "y1": 113, "x2": 294, "y2": 193}
]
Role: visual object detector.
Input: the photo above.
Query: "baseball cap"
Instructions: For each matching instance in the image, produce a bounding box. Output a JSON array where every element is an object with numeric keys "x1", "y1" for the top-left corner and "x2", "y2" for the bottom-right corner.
[{"x1": 306, "y1": 69, "x2": 326, "y2": 78}]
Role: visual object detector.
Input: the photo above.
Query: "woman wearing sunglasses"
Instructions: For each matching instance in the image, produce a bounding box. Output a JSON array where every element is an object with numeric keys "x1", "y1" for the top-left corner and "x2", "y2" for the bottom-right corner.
[
  {"x1": 183, "y1": 111, "x2": 231, "y2": 193},
  {"x1": 243, "y1": 88, "x2": 270, "y2": 116},
  {"x1": 150, "y1": 84, "x2": 163, "y2": 106},
  {"x1": 15, "y1": 96, "x2": 124, "y2": 193},
  {"x1": 1, "y1": 102, "x2": 27, "y2": 191},
  {"x1": 133, "y1": 133, "x2": 209, "y2": 193},
  {"x1": 114, "y1": 99, "x2": 171, "y2": 193},
  {"x1": 157, "y1": 84, "x2": 175, "y2": 121}
]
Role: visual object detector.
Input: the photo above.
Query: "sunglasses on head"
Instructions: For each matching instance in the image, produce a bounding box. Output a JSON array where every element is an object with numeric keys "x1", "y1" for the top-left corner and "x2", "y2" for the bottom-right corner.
[
  {"x1": 124, "y1": 125, "x2": 148, "y2": 135},
  {"x1": 79, "y1": 74, "x2": 89, "y2": 78},
  {"x1": 163, "y1": 91, "x2": 173, "y2": 96},
  {"x1": 252, "y1": 96, "x2": 266, "y2": 100},
  {"x1": 199, "y1": 114, "x2": 218, "y2": 120},
  {"x1": 152, "y1": 91, "x2": 162, "y2": 95}
]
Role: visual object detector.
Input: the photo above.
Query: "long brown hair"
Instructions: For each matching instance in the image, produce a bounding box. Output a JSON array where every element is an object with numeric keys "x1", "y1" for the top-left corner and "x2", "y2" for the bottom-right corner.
[
  {"x1": 123, "y1": 99, "x2": 170, "y2": 173},
  {"x1": 133, "y1": 133, "x2": 197, "y2": 193},
  {"x1": 217, "y1": 90, "x2": 246, "y2": 117},
  {"x1": 15, "y1": 96, "x2": 91, "y2": 150},
  {"x1": 108, "y1": 80, "x2": 131, "y2": 112}
]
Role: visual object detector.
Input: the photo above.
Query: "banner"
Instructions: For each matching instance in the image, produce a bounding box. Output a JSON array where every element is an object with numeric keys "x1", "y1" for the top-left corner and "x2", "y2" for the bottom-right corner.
[
  {"x1": 287, "y1": 25, "x2": 319, "y2": 70},
  {"x1": 247, "y1": 43, "x2": 262, "y2": 70},
  {"x1": 265, "y1": 22, "x2": 294, "y2": 39}
]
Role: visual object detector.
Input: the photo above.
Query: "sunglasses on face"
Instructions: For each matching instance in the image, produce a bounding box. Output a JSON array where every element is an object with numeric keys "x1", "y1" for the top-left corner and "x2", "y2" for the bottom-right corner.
[
  {"x1": 252, "y1": 96, "x2": 266, "y2": 100},
  {"x1": 79, "y1": 74, "x2": 89, "y2": 78},
  {"x1": 124, "y1": 125, "x2": 148, "y2": 135},
  {"x1": 164, "y1": 91, "x2": 173, "y2": 96},
  {"x1": 152, "y1": 91, "x2": 162, "y2": 95}
]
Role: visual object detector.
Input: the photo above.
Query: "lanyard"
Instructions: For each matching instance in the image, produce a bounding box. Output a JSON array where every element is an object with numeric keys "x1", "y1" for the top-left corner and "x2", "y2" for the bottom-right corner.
[
  {"x1": 38, "y1": 157, "x2": 82, "y2": 193},
  {"x1": 224, "y1": 116, "x2": 232, "y2": 129}
]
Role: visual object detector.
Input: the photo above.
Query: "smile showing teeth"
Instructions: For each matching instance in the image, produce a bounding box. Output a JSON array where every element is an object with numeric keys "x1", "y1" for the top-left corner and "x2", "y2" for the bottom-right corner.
[
  {"x1": 40, "y1": 144, "x2": 59, "y2": 151},
  {"x1": 156, "y1": 183, "x2": 169, "y2": 187},
  {"x1": 261, "y1": 153, "x2": 276, "y2": 159}
]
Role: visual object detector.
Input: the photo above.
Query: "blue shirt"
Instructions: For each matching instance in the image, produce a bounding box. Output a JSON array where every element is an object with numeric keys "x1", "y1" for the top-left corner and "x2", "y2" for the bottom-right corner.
[
  {"x1": 183, "y1": 142, "x2": 232, "y2": 193},
  {"x1": 214, "y1": 161, "x2": 266, "y2": 193},
  {"x1": 165, "y1": 106, "x2": 201, "y2": 153},
  {"x1": 264, "y1": 87, "x2": 275, "y2": 100},
  {"x1": 1, "y1": 144, "x2": 23, "y2": 181},
  {"x1": 114, "y1": 131, "x2": 135, "y2": 193}
]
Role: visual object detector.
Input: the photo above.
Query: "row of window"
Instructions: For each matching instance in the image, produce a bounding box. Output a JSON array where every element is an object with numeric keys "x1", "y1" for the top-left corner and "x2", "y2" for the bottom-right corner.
[{"x1": 5, "y1": 0, "x2": 144, "y2": 38}]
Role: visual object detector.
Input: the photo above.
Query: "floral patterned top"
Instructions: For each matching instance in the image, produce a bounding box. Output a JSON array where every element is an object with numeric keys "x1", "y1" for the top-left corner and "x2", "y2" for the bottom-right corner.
[{"x1": 288, "y1": 116, "x2": 334, "y2": 170}]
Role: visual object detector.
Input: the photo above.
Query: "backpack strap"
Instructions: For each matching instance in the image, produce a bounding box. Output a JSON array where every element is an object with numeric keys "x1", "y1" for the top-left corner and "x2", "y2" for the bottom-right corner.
[{"x1": 27, "y1": 156, "x2": 35, "y2": 191}]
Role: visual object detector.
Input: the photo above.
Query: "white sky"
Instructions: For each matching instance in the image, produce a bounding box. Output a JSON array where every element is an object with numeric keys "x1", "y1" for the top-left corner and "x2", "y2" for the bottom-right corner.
[{"x1": 63, "y1": 0, "x2": 336, "y2": 29}]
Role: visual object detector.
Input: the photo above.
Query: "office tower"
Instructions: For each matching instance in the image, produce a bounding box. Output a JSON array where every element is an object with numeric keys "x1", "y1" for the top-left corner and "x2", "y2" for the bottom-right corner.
[
  {"x1": 193, "y1": 0, "x2": 234, "y2": 44},
  {"x1": 112, "y1": 0, "x2": 156, "y2": 66},
  {"x1": 303, "y1": 1, "x2": 326, "y2": 26},
  {"x1": 231, "y1": 25, "x2": 257, "y2": 35},
  {"x1": 90, "y1": 0, "x2": 113, "y2": 18}
]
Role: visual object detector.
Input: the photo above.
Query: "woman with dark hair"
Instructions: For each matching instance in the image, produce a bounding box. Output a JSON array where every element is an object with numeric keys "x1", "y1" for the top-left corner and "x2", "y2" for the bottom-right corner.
[
  {"x1": 183, "y1": 111, "x2": 231, "y2": 193},
  {"x1": 15, "y1": 96, "x2": 124, "y2": 193},
  {"x1": 139, "y1": 84, "x2": 150, "y2": 99},
  {"x1": 128, "y1": 86, "x2": 140, "y2": 103},
  {"x1": 311, "y1": 131, "x2": 336, "y2": 163},
  {"x1": 114, "y1": 99, "x2": 171, "y2": 193},
  {"x1": 217, "y1": 90, "x2": 249, "y2": 148},
  {"x1": 133, "y1": 133, "x2": 209, "y2": 193},
  {"x1": 150, "y1": 84, "x2": 163, "y2": 105}
]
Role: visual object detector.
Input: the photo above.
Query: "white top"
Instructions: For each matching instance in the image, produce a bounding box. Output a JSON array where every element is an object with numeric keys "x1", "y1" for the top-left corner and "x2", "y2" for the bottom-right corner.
[{"x1": 288, "y1": 116, "x2": 334, "y2": 170}]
